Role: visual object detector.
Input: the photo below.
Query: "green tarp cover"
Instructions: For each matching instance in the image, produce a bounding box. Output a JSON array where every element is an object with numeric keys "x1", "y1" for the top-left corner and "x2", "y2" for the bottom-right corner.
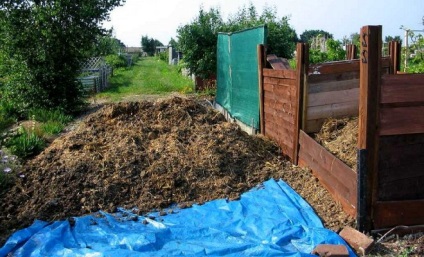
[{"x1": 216, "y1": 26, "x2": 267, "y2": 130}]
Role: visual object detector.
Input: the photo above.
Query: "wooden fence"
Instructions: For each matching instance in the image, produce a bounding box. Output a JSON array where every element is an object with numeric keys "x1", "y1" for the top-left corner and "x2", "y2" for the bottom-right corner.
[
  {"x1": 78, "y1": 57, "x2": 113, "y2": 94},
  {"x1": 259, "y1": 25, "x2": 424, "y2": 231}
]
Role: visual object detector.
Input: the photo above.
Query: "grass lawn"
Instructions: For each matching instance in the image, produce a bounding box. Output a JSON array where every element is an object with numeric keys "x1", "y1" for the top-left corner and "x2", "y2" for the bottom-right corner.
[{"x1": 96, "y1": 57, "x2": 194, "y2": 102}]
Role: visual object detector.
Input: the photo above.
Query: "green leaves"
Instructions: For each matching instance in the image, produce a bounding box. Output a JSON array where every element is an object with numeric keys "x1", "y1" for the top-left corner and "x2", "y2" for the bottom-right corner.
[
  {"x1": 0, "y1": 0, "x2": 124, "y2": 114},
  {"x1": 177, "y1": 4, "x2": 299, "y2": 79}
]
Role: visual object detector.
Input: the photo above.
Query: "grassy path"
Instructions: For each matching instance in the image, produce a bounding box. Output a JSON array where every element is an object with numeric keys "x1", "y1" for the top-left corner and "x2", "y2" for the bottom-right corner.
[{"x1": 96, "y1": 57, "x2": 194, "y2": 102}]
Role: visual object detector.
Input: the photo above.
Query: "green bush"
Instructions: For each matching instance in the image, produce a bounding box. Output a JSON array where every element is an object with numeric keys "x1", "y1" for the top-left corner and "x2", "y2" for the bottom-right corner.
[
  {"x1": 105, "y1": 54, "x2": 127, "y2": 69},
  {"x1": 28, "y1": 108, "x2": 73, "y2": 124},
  {"x1": 6, "y1": 128, "x2": 46, "y2": 159},
  {"x1": 157, "y1": 51, "x2": 168, "y2": 63}
]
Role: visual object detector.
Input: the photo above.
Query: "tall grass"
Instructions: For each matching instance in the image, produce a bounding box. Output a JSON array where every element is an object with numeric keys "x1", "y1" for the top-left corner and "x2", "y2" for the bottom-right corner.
[{"x1": 97, "y1": 57, "x2": 194, "y2": 102}]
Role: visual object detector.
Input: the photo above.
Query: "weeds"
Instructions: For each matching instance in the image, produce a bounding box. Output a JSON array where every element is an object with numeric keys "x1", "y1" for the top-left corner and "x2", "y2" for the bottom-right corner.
[
  {"x1": 6, "y1": 127, "x2": 46, "y2": 159},
  {"x1": 28, "y1": 108, "x2": 72, "y2": 124},
  {"x1": 0, "y1": 148, "x2": 21, "y2": 194}
]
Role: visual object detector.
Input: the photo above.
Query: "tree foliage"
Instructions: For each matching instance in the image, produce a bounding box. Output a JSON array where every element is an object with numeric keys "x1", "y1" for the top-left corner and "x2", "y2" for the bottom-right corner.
[
  {"x1": 300, "y1": 29, "x2": 333, "y2": 43},
  {"x1": 91, "y1": 33, "x2": 126, "y2": 56},
  {"x1": 177, "y1": 7, "x2": 223, "y2": 78},
  {"x1": 177, "y1": 4, "x2": 298, "y2": 78},
  {"x1": 225, "y1": 4, "x2": 298, "y2": 58},
  {"x1": 141, "y1": 36, "x2": 163, "y2": 56},
  {"x1": 309, "y1": 38, "x2": 346, "y2": 64},
  {"x1": 0, "y1": 0, "x2": 124, "y2": 115}
]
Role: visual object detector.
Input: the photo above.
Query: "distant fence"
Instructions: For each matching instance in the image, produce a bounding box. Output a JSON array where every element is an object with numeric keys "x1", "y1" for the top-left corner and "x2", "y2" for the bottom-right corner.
[
  {"x1": 78, "y1": 57, "x2": 113, "y2": 94},
  {"x1": 255, "y1": 25, "x2": 424, "y2": 232}
]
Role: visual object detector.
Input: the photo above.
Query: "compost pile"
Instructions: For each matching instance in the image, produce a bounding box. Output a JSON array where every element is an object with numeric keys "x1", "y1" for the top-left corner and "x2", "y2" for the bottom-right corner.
[
  {"x1": 315, "y1": 117, "x2": 358, "y2": 171},
  {"x1": 0, "y1": 96, "x2": 355, "y2": 246}
]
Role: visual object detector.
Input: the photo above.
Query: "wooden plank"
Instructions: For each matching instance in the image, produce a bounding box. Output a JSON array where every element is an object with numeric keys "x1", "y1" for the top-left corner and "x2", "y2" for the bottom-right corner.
[
  {"x1": 263, "y1": 106, "x2": 295, "y2": 125},
  {"x1": 308, "y1": 57, "x2": 389, "y2": 76},
  {"x1": 307, "y1": 100, "x2": 358, "y2": 120},
  {"x1": 378, "y1": 134, "x2": 424, "y2": 170},
  {"x1": 263, "y1": 77, "x2": 297, "y2": 86},
  {"x1": 308, "y1": 79, "x2": 359, "y2": 94},
  {"x1": 264, "y1": 94, "x2": 297, "y2": 109},
  {"x1": 298, "y1": 131, "x2": 357, "y2": 217},
  {"x1": 296, "y1": 43, "x2": 308, "y2": 164},
  {"x1": 381, "y1": 75, "x2": 424, "y2": 105},
  {"x1": 267, "y1": 54, "x2": 291, "y2": 70},
  {"x1": 308, "y1": 88, "x2": 359, "y2": 107},
  {"x1": 379, "y1": 106, "x2": 424, "y2": 135},
  {"x1": 304, "y1": 119, "x2": 325, "y2": 134},
  {"x1": 309, "y1": 60, "x2": 360, "y2": 74},
  {"x1": 378, "y1": 161, "x2": 424, "y2": 201},
  {"x1": 258, "y1": 45, "x2": 265, "y2": 134},
  {"x1": 373, "y1": 200, "x2": 424, "y2": 228},
  {"x1": 308, "y1": 71, "x2": 360, "y2": 84},
  {"x1": 358, "y1": 25, "x2": 382, "y2": 232},
  {"x1": 263, "y1": 68, "x2": 296, "y2": 80},
  {"x1": 299, "y1": 131, "x2": 357, "y2": 200}
]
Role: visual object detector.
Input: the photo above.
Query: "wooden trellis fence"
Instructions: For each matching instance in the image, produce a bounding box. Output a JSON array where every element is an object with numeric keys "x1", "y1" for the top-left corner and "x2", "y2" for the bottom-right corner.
[{"x1": 78, "y1": 57, "x2": 113, "y2": 93}]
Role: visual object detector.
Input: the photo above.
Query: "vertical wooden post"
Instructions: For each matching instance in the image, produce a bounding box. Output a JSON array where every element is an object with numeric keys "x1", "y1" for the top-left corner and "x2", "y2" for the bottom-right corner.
[
  {"x1": 294, "y1": 43, "x2": 308, "y2": 165},
  {"x1": 258, "y1": 44, "x2": 265, "y2": 134},
  {"x1": 389, "y1": 41, "x2": 401, "y2": 74},
  {"x1": 351, "y1": 45, "x2": 358, "y2": 60},
  {"x1": 357, "y1": 25, "x2": 382, "y2": 232},
  {"x1": 394, "y1": 41, "x2": 401, "y2": 73}
]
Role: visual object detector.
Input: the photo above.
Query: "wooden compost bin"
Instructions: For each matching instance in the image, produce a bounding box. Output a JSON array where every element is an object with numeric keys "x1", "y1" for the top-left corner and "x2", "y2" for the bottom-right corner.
[{"x1": 260, "y1": 26, "x2": 423, "y2": 231}]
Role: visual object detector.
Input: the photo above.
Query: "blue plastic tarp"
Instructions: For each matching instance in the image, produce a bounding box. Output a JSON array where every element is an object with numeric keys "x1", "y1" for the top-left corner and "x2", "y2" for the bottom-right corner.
[{"x1": 0, "y1": 179, "x2": 355, "y2": 256}]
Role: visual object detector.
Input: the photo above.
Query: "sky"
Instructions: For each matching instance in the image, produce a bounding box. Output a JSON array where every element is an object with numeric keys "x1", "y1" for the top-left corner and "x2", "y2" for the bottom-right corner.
[{"x1": 103, "y1": 0, "x2": 424, "y2": 47}]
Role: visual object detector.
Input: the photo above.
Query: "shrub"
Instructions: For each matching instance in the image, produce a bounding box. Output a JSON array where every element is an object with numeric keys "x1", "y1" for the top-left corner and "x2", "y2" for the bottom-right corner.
[
  {"x1": 105, "y1": 54, "x2": 127, "y2": 69},
  {"x1": 157, "y1": 51, "x2": 168, "y2": 63},
  {"x1": 5, "y1": 127, "x2": 46, "y2": 159},
  {"x1": 28, "y1": 108, "x2": 73, "y2": 124}
]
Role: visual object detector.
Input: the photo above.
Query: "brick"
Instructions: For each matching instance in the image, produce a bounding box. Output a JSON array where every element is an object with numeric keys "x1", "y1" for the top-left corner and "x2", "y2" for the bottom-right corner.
[
  {"x1": 311, "y1": 244, "x2": 349, "y2": 257},
  {"x1": 339, "y1": 226, "x2": 374, "y2": 255}
]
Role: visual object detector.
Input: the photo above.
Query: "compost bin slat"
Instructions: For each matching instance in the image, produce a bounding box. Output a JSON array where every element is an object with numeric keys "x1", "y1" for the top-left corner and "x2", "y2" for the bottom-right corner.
[
  {"x1": 264, "y1": 77, "x2": 297, "y2": 86},
  {"x1": 373, "y1": 200, "x2": 424, "y2": 228},
  {"x1": 307, "y1": 101, "x2": 358, "y2": 120},
  {"x1": 298, "y1": 131, "x2": 357, "y2": 217},
  {"x1": 309, "y1": 79, "x2": 359, "y2": 94},
  {"x1": 308, "y1": 88, "x2": 359, "y2": 107},
  {"x1": 309, "y1": 60, "x2": 360, "y2": 74},
  {"x1": 381, "y1": 74, "x2": 424, "y2": 105},
  {"x1": 263, "y1": 68, "x2": 297, "y2": 79},
  {"x1": 379, "y1": 106, "x2": 424, "y2": 135},
  {"x1": 308, "y1": 71, "x2": 360, "y2": 84}
]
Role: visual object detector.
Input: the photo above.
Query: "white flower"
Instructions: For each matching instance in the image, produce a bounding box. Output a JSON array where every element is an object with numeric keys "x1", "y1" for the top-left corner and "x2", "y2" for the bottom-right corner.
[{"x1": 3, "y1": 167, "x2": 12, "y2": 173}]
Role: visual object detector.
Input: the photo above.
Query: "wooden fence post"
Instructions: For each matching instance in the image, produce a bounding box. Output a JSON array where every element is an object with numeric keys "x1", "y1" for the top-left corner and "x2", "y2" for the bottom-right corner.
[
  {"x1": 258, "y1": 44, "x2": 266, "y2": 134},
  {"x1": 357, "y1": 25, "x2": 382, "y2": 232},
  {"x1": 389, "y1": 41, "x2": 401, "y2": 74},
  {"x1": 294, "y1": 43, "x2": 309, "y2": 165}
]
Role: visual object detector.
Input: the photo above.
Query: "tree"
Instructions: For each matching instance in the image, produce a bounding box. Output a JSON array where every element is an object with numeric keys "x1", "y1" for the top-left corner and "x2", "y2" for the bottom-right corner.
[
  {"x1": 177, "y1": 4, "x2": 298, "y2": 78},
  {"x1": 177, "y1": 7, "x2": 224, "y2": 78},
  {"x1": 309, "y1": 38, "x2": 346, "y2": 64},
  {"x1": 0, "y1": 0, "x2": 124, "y2": 115},
  {"x1": 141, "y1": 36, "x2": 163, "y2": 56},
  {"x1": 168, "y1": 38, "x2": 178, "y2": 48},
  {"x1": 385, "y1": 35, "x2": 402, "y2": 45},
  {"x1": 225, "y1": 4, "x2": 298, "y2": 58},
  {"x1": 300, "y1": 29, "x2": 333, "y2": 43}
]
